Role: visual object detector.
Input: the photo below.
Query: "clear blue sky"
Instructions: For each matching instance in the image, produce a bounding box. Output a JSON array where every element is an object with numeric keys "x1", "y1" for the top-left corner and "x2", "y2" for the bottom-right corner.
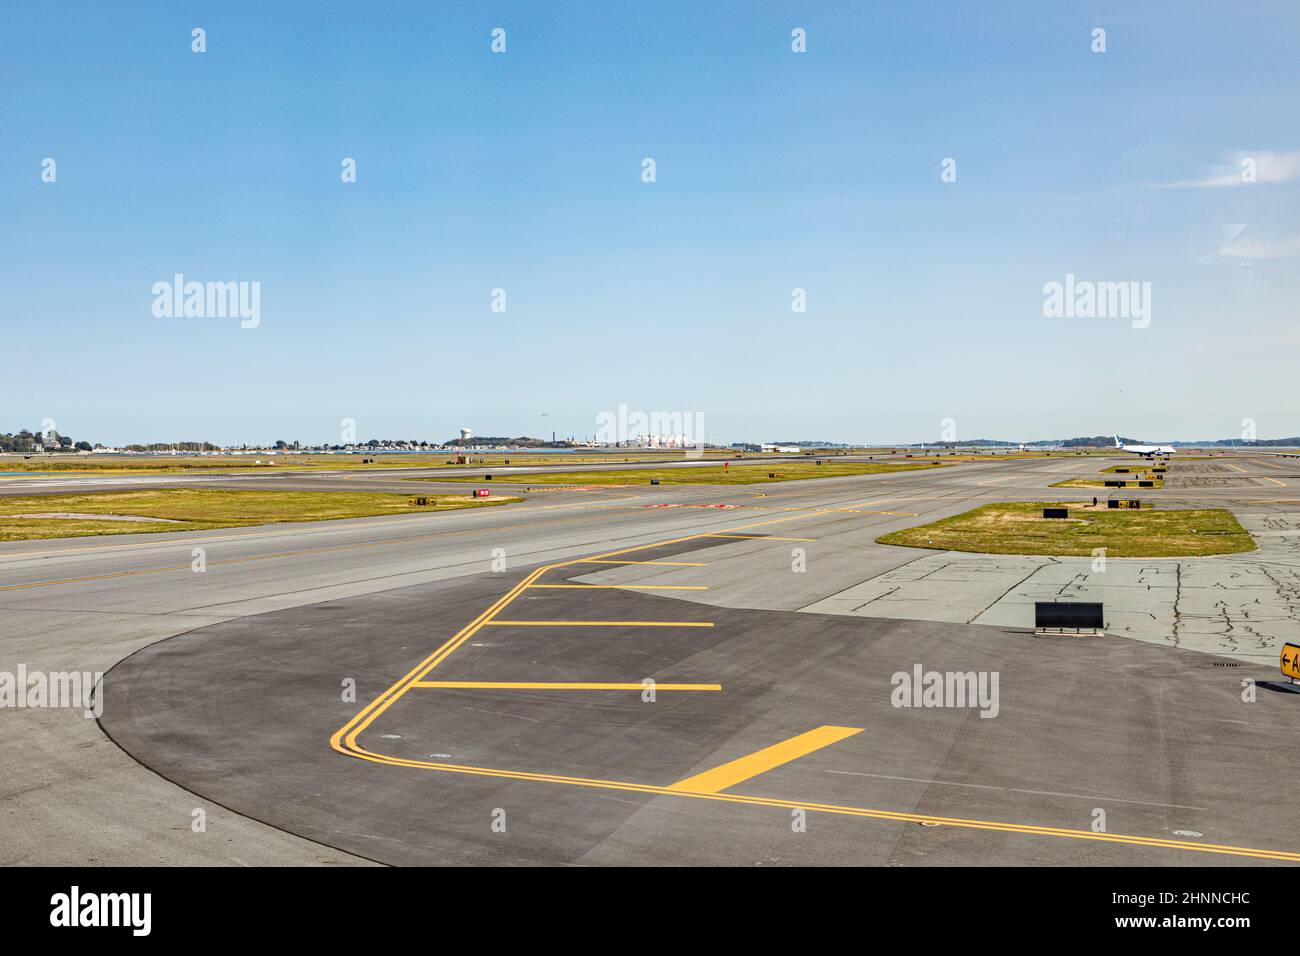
[{"x1": 3, "y1": 1, "x2": 1298, "y2": 446}]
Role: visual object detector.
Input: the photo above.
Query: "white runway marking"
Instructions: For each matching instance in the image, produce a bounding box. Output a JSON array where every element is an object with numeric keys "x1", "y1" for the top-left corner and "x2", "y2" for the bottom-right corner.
[{"x1": 826, "y1": 769, "x2": 1206, "y2": 811}]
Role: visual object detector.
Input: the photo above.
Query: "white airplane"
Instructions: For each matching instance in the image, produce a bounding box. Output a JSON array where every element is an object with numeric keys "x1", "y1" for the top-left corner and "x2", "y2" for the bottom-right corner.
[{"x1": 1114, "y1": 435, "x2": 1176, "y2": 457}]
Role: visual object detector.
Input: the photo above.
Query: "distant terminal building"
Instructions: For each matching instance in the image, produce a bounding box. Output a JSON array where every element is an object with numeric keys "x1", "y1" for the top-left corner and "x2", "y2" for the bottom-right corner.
[{"x1": 731, "y1": 443, "x2": 801, "y2": 453}]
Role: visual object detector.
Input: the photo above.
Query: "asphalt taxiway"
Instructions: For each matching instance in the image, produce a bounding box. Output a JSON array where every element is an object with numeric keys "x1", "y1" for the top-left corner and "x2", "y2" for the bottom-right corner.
[{"x1": 3, "y1": 453, "x2": 1299, "y2": 865}]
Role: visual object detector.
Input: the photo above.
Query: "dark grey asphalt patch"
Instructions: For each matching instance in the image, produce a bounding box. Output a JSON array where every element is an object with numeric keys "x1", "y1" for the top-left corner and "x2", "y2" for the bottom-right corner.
[{"x1": 100, "y1": 553, "x2": 1300, "y2": 866}]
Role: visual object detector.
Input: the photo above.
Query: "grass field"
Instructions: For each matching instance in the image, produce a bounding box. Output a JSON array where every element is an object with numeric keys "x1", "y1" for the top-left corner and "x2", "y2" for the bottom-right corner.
[
  {"x1": 0, "y1": 489, "x2": 516, "y2": 541},
  {"x1": 876, "y1": 501, "x2": 1255, "y2": 557},
  {"x1": 419, "y1": 459, "x2": 960, "y2": 486}
]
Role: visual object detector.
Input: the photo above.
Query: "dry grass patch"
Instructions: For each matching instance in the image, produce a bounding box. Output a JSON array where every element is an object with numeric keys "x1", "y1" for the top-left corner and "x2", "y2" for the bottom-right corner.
[
  {"x1": 0, "y1": 489, "x2": 516, "y2": 541},
  {"x1": 877, "y1": 501, "x2": 1254, "y2": 557}
]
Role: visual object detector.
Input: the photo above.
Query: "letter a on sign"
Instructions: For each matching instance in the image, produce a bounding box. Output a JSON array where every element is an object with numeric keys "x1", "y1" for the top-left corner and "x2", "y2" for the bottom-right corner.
[{"x1": 1281, "y1": 643, "x2": 1300, "y2": 680}]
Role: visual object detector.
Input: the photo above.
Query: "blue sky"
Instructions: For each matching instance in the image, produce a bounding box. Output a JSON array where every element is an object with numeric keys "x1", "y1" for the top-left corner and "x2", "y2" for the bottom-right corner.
[{"x1": 2, "y1": 1, "x2": 1298, "y2": 446}]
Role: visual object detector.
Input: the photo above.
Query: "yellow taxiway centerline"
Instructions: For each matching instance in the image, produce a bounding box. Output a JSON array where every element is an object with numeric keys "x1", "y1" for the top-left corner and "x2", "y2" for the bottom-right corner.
[
  {"x1": 527, "y1": 583, "x2": 708, "y2": 590},
  {"x1": 0, "y1": 506, "x2": 654, "y2": 591},
  {"x1": 483, "y1": 620, "x2": 715, "y2": 628},
  {"x1": 575, "y1": 559, "x2": 706, "y2": 566},
  {"x1": 0, "y1": 494, "x2": 647, "y2": 562},
  {"x1": 410, "y1": 681, "x2": 721, "y2": 691},
  {"x1": 336, "y1": 741, "x2": 1300, "y2": 863}
]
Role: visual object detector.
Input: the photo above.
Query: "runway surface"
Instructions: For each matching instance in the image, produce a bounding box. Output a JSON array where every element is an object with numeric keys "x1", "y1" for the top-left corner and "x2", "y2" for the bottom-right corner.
[{"x1": 3, "y1": 453, "x2": 1300, "y2": 865}]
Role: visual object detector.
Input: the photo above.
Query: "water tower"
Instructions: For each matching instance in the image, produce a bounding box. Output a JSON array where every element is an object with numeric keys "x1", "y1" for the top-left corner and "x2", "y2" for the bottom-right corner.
[{"x1": 460, "y1": 427, "x2": 472, "y2": 445}]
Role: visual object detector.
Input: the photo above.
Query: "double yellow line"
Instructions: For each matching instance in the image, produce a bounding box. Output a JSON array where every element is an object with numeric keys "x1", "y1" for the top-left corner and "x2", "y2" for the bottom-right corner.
[
  {"x1": 330, "y1": 510, "x2": 825, "y2": 762},
  {"x1": 331, "y1": 746, "x2": 1300, "y2": 862},
  {"x1": 330, "y1": 505, "x2": 1300, "y2": 863}
]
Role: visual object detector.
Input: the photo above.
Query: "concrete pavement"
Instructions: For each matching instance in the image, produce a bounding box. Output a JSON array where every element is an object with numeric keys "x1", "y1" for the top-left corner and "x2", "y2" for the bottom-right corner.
[{"x1": 3, "y1": 453, "x2": 1299, "y2": 865}]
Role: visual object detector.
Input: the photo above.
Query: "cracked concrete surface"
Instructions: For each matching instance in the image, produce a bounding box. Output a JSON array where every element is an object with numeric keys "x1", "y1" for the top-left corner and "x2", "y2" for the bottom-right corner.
[{"x1": 801, "y1": 512, "x2": 1300, "y2": 663}]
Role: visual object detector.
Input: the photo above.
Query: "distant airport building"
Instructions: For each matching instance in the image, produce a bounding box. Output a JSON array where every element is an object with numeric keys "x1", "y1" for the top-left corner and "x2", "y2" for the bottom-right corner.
[{"x1": 731, "y1": 442, "x2": 801, "y2": 453}]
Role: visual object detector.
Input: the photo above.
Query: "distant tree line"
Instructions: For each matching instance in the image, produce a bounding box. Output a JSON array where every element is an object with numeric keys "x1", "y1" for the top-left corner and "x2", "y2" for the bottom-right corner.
[
  {"x1": 0, "y1": 430, "x2": 220, "y2": 453},
  {"x1": 0, "y1": 429, "x2": 90, "y2": 453}
]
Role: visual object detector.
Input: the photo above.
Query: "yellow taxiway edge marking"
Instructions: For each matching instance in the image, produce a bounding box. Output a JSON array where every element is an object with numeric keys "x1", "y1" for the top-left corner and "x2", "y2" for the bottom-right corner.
[
  {"x1": 704, "y1": 534, "x2": 816, "y2": 541},
  {"x1": 330, "y1": 564, "x2": 553, "y2": 756},
  {"x1": 575, "y1": 559, "x2": 706, "y2": 566},
  {"x1": 1224, "y1": 462, "x2": 1248, "y2": 473},
  {"x1": 0, "y1": 563, "x2": 192, "y2": 591},
  {"x1": 331, "y1": 502, "x2": 1300, "y2": 862},
  {"x1": 335, "y1": 742, "x2": 1300, "y2": 863},
  {"x1": 1259, "y1": 476, "x2": 1287, "y2": 487},
  {"x1": 332, "y1": 508, "x2": 837, "y2": 755},
  {"x1": 410, "y1": 681, "x2": 721, "y2": 691},
  {"x1": 666, "y1": 726, "x2": 864, "y2": 794},
  {"x1": 483, "y1": 620, "x2": 715, "y2": 628},
  {"x1": 527, "y1": 584, "x2": 708, "y2": 590}
]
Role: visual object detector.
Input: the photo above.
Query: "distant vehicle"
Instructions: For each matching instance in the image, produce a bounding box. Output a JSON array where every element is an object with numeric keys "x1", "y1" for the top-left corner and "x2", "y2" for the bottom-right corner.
[{"x1": 1114, "y1": 435, "x2": 1176, "y2": 457}]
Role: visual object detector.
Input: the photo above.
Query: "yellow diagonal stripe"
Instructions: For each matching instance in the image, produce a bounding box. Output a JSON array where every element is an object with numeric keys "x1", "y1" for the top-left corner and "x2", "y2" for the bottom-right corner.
[{"x1": 667, "y1": 725, "x2": 863, "y2": 794}]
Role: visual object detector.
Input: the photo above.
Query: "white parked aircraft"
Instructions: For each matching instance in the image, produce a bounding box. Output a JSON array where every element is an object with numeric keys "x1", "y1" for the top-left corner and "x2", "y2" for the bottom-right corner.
[{"x1": 1114, "y1": 435, "x2": 1176, "y2": 457}]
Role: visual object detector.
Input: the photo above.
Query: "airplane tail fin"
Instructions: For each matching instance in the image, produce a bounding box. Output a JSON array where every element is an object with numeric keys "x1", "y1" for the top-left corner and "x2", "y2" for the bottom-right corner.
[{"x1": 1114, "y1": 435, "x2": 1121, "y2": 448}]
